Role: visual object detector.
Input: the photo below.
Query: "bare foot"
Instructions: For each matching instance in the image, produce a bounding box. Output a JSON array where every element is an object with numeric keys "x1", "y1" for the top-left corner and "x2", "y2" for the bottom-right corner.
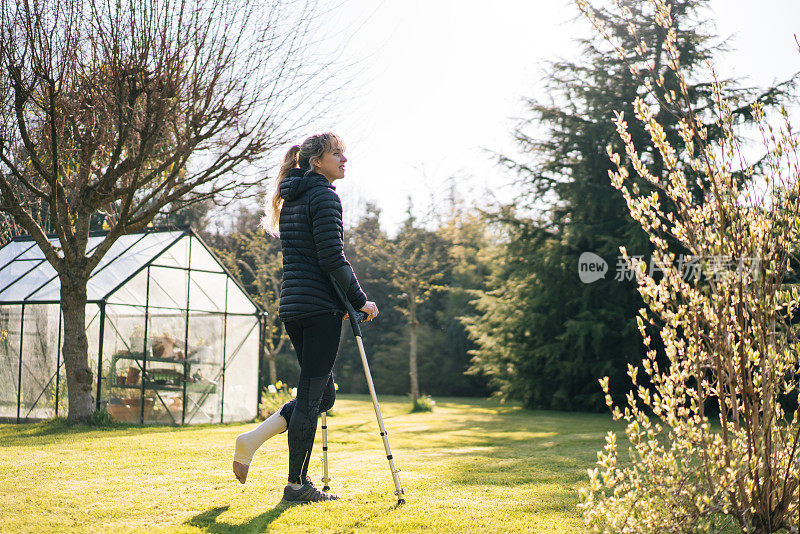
[{"x1": 232, "y1": 460, "x2": 249, "y2": 484}]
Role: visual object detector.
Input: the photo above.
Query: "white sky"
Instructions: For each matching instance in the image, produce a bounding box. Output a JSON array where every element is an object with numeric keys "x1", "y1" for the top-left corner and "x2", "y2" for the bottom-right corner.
[{"x1": 290, "y1": 0, "x2": 800, "y2": 233}]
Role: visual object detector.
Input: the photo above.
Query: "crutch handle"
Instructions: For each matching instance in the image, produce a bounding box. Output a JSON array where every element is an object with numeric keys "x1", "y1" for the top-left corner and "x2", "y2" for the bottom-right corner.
[
  {"x1": 329, "y1": 273, "x2": 366, "y2": 337},
  {"x1": 351, "y1": 310, "x2": 369, "y2": 324}
]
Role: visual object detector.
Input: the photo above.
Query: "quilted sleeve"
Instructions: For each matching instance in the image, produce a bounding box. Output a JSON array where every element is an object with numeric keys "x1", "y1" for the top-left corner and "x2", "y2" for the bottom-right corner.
[{"x1": 309, "y1": 187, "x2": 368, "y2": 310}]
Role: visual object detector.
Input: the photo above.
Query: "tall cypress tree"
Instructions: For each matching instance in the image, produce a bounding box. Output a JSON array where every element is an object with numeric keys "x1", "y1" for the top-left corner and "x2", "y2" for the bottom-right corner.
[{"x1": 468, "y1": 0, "x2": 791, "y2": 411}]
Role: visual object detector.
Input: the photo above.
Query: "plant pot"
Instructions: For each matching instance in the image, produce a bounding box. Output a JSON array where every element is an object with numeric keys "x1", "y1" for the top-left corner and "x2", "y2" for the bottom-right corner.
[
  {"x1": 126, "y1": 367, "x2": 140, "y2": 386},
  {"x1": 152, "y1": 336, "x2": 175, "y2": 359},
  {"x1": 107, "y1": 403, "x2": 130, "y2": 421},
  {"x1": 107, "y1": 397, "x2": 154, "y2": 421}
]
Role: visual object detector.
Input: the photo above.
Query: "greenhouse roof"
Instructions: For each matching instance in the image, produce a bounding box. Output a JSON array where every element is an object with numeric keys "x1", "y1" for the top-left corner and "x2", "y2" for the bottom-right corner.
[{"x1": 0, "y1": 228, "x2": 262, "y2": 315}]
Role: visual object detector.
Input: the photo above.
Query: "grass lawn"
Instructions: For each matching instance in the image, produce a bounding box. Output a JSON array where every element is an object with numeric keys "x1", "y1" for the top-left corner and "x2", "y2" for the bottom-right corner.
[{"x1": 0, "y1": 395, "x2": 618, "y2": 533}]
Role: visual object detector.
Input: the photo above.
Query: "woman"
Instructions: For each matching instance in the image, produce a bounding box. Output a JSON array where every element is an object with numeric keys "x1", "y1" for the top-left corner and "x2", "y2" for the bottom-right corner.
[{"x1": 232, "y1": 132, "x2": 378, "y2": 505}]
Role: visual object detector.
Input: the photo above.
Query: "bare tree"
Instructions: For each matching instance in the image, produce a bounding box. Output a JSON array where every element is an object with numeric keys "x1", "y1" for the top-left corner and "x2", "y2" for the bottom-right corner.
[
  {"x1": 0, "y1": 0, "x2": 326, "y2": 421},
  {"x1": 362, "y1": 209, "x2": 450, "y2": 402}
]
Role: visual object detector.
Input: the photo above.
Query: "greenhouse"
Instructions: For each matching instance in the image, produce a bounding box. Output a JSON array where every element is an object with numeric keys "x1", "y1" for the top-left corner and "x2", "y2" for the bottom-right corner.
[{"x1": 0, "y1": 227, "x2": 265, "y2": 424}]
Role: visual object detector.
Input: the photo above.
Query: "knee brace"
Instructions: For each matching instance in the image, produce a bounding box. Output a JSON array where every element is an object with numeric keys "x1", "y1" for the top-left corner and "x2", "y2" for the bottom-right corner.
[
  {"x1": 318, "y1": 378, "x2": 336, "y2": 413},
  {"x1": 296, "y1": 375, "x2": 330, "y2": 416}
]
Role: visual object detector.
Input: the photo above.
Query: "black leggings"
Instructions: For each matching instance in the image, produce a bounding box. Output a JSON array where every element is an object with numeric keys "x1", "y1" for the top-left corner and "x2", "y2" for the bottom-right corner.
[{"x1": 278, "y1": 312, "x2": 342, "y2": 484}]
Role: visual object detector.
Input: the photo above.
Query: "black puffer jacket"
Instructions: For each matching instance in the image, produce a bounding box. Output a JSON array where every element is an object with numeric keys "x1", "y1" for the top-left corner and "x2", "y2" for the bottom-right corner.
[{"x1": 278, "y1": 168, "x2": 368, "y2": 321}]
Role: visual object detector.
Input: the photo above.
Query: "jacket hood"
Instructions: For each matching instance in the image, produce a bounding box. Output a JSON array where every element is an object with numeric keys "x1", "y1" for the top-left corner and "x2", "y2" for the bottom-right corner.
[{"x1": 280, "y1": 169, "x2": 333, "y2": 201}]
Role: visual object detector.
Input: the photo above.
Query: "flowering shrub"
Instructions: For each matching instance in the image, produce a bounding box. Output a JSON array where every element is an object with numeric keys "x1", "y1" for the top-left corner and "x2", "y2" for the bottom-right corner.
[
  {"x1": 577, "y1": 0, "x2": 800, "y2": 531},
  {"x1": 411, "y1": 394, "x2": 436, "y2": 413},
  {"x1": 256, "y1": 381, "x2": 339, "y2": 420},
  {"x1": 257, "y1": 381, "x2": 296, "y2": 420}
]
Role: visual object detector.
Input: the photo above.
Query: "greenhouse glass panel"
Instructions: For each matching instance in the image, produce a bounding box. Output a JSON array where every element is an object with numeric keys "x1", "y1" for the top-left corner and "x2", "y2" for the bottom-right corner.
[
  {"x1": 87, "y1": 233, "x2": 148, "y2": 274},
  {"x1": 0, "y1": 260, "x2": 51, "y2": 301},
  {"x1": 183, "y1": 311, "x2": 225, "y2": 424},
  {"x1": 87, "y1": 234, "x2": 163, "y2": 300},
  {"x1": 223, "y1": 315, "x2": 259, "y2": 423},
  {"x1": 147, "y1": 310, "x2": 187, "y2": 352},
  {"x1": 18, "y1": 305, "x2": 61, "y2": 420},
  {"x1": 19, "y1": 234, "x2": 104, "y2": 263},
  {"x1": 226, "y1": 278, "x2": 257, "y2": 315},
  {"x1": 106, "y1": 268, "x2": 149, "y2": 308},
  {"x1": 0, "y1": 305, "x2": 23, "y2": 419},
  {"x1": 153, "y1": 236, "x2": 189, "y2": 269},
  {"x1": 103, "y1": 305, "x2": 148, "y2": 423},
  {"x1": 88, "y1": 231, "x2": 184, "y2": 301},
  {"x1": 190, "y1": 238, "x2": 225, "y2": 273},
  {"x1": 20, "y1": 233, "x2": 103, "y2": 301},
  {"x1": 188, "y1": 271, "x2": 226, "y2": 313},
  {"x1": 55, "y1": 357, "x2": 68, "y2": 417},
  {"x1": 147, "y1": 266, "x2": 188, "y2": 311},
  {"x1": 16, "y1": 244, "x2": 47, "y2": 260},
  {"x1": 85, "y1": 303, "x2": 102, "y2": 405},
  {"x1": 0, "y1": 259, "x2": 44, "y2": 283},
  {"x1": 144, "y1": 309, "x2": 188, "y2": 424},
  {"x1": 0, "y1": 241, "x2": 36, "y2": 270},
  {"x1": 19, "y1": 265, "x2": 59, "y2": 302}
]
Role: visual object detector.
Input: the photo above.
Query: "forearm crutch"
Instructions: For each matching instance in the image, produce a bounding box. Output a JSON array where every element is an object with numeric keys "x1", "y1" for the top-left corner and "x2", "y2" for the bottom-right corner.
[
  {"x1": 320, "y1": 411, "x2": 331, "y2": 491},
  {"x1": 330, "y1": 274, "x2": 406, "y2": 505}
]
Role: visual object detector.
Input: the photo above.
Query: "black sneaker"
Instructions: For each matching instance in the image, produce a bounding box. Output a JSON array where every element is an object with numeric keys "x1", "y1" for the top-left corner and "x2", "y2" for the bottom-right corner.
[{"x1": 281, "y1": 478, "x2": 339, "y2": 505}]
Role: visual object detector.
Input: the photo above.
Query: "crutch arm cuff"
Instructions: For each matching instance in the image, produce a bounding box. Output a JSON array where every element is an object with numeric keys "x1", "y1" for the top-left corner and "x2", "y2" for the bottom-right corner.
[
  {"x1": 329, "y1": 264, "x2": 367, "y2": 311},
  {"x1": 329, "y1": 267, "x2": 364, "y2": 337}
]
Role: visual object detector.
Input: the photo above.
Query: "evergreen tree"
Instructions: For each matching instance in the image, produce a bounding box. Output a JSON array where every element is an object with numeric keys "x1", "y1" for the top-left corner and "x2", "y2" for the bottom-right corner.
[
  {"x1": 468, "y1": 0, "x2": 791, "y2": 411},
  {"x1": 434, "y1": 197, "x2": 494, "y2": 398}
]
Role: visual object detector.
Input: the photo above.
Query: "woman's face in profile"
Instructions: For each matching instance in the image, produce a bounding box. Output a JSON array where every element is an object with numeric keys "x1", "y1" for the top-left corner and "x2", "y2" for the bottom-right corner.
[{"x1": 313, "y1": 147, "x2": 347, "y2": 182}]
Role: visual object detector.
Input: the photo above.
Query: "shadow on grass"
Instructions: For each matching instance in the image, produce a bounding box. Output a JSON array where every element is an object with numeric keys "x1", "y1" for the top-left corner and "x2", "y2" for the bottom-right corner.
[
  {"x1": 184, "y1": 504, "x2": 289, "y2": 533},
  {"x1": 0, "y1": 418, "x2": 245, "y2": 447},
  {"x1": 0, "y1": 418, "x2": 128, "y2": 445},
  {"x1": 186, "y1": 500, "x2": 398, "y2": 534}
]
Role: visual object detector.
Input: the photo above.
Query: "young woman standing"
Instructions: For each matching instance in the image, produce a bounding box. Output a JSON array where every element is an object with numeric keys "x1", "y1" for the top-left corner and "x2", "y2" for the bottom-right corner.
[{"x1": 232, "y1": 132, "x2": 378, "y2": 505}]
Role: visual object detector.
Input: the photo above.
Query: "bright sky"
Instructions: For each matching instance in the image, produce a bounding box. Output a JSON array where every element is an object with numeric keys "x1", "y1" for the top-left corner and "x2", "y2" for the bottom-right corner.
[{"x1": 293, "y1": 0, "x2": 800, "y2": 233}]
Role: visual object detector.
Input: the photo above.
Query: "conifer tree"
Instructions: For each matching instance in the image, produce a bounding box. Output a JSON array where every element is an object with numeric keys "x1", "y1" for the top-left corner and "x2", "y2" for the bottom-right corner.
[{"x1": 468, "y1": 0, "x2": 792, "y2": 410}]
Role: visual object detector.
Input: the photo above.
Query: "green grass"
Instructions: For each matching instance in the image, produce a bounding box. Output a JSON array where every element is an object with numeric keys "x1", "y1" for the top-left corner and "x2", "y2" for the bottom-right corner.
[{"x1": 0, "y1": 395, "x2": 617, "y2": 533}]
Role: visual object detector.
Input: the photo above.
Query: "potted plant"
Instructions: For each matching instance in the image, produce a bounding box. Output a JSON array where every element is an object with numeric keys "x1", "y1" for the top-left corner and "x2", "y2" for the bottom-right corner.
[
  {"x1": 125, "y1": 366, "x2": 140, "y2": 386},
  {"x1": 152, "y1": 332, "x2": 175, "y2": 359}
]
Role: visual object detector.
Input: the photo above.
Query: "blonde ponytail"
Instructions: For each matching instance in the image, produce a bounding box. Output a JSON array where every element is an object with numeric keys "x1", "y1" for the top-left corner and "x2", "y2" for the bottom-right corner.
[{"x1": 261, "y1": 145, "x2": 300, "y2": 236}]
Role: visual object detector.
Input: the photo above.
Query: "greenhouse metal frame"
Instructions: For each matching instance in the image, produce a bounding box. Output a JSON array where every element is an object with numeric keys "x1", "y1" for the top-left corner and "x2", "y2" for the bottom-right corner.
[{"x1": 0, "y1": 227, "x2": 266, "y2": 425}]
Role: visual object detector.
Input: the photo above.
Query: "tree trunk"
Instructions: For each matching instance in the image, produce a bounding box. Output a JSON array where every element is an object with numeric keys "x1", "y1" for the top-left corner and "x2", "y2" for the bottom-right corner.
[
  {"x1": 408, "y1": 298, "x2": 420, "y2": 402},
  {"x1": 60, "y1": 271, "x2": 94, "y2": 422},
  {"x1": 267, "y1": 350, "x2": 277, "y2": 385}
]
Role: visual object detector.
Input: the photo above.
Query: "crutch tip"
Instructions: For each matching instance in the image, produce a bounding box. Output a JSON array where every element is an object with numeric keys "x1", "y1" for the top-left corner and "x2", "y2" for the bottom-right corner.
[
  {"x1": 397, "y1": 498, "x2": 406, "y2": 506},
  {"x1": 322, "y1": 485, "x2": 330, "y2": 491}
]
